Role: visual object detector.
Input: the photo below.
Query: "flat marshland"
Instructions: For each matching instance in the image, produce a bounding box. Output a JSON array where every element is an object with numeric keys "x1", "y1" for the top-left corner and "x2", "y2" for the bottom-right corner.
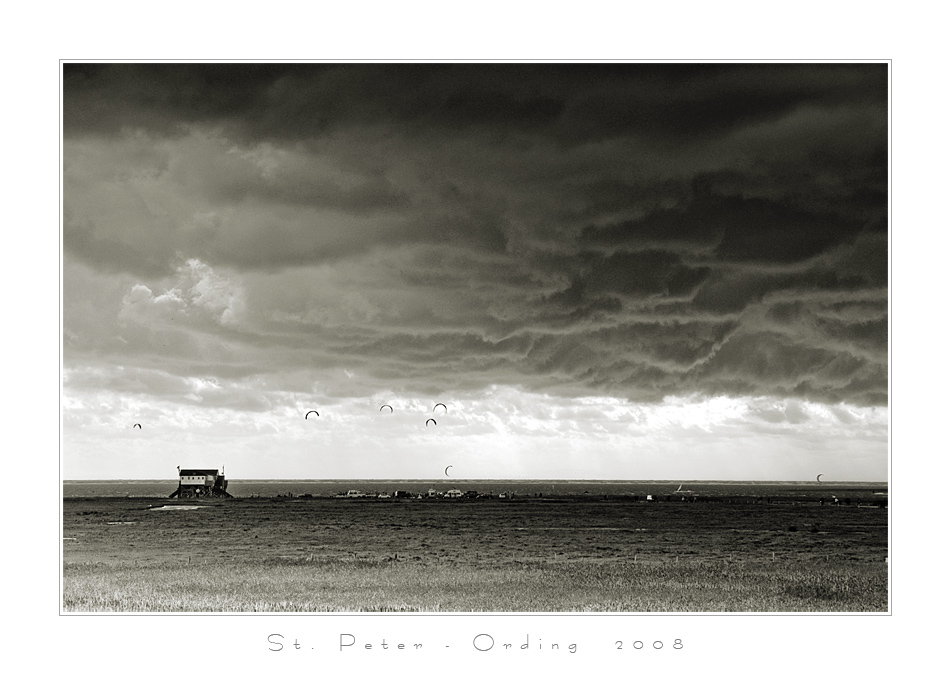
[{"x1": 63, "y1": 492, "x2": 887, "y2": 613}]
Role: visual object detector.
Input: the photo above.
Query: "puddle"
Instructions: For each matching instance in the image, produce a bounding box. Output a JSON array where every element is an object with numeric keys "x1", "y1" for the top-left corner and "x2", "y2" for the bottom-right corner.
[
  {"x1": 512, "y1": 527, "x2": 648, "y2": 531},
  {"x1": 150, "y1": 505, "x2": 206, "y2": 511}
]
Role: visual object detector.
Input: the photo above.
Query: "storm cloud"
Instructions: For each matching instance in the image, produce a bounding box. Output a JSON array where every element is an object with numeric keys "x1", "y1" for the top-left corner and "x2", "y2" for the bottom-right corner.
[{"x1": 62, "y1": 62, "x2": 888, "y2": 479}]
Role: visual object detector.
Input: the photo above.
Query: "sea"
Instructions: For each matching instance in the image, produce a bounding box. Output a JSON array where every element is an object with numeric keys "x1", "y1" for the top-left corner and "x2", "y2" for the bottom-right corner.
[{"x1": 63, "y1": 479, "x2": 888, "y2": 500}]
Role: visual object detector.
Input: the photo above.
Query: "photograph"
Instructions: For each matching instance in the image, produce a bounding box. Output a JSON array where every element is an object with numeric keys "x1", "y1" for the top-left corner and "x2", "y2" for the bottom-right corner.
[{"x1": 61, "y1": 61, "x2": 889, "y2": 616}]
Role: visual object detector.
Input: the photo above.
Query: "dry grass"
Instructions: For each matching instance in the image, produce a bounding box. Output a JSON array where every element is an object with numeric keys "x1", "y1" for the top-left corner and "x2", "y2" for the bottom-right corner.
[{"x1": 63, "y1": 556, "x2": 887, "y2": 613}]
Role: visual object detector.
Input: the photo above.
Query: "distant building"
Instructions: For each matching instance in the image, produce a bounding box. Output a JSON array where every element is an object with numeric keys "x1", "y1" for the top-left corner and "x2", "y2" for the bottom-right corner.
[
  {"x1": 445, "y1": 489, "x2": 463, "y2": 498},
  {"x1": 169, "y1": 467, "x2": 232, "y2": 498}
]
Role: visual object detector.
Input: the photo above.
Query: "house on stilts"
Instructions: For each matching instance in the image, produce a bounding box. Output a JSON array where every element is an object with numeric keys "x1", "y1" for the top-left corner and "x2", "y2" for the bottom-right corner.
[{"x1": 169, "y1": 466, "x2": 233, "y2": 498}]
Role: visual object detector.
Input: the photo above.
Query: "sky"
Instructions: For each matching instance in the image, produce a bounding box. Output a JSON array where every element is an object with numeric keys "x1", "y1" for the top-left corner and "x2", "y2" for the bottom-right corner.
[{"x1": 61, "y1": 62, "x2": 888, "y2": 481}]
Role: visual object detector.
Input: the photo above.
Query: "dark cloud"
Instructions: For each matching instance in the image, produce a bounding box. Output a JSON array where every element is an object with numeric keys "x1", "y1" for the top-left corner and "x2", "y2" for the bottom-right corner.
[
  {"x1": 693, "y1": 330, "x2": 885, "y2": 405},
  {"x1": 582, "y1": 192, "x2": 869, "y2": 263},
  {"x1": 63, "y1": 63, "x2": 887, "y2": 143},
  {"x1": 63, "y1": 62, "x2": 888, "y2": 408},
  {"x1": 547, "y1": 250, "x2": 711, "y2": 308}
]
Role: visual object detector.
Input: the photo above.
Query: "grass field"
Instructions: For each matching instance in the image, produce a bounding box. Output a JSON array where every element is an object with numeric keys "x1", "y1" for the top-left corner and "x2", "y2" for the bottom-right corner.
[{"x1": 62, "y1": 497, "x2": 888, "y2": 612}]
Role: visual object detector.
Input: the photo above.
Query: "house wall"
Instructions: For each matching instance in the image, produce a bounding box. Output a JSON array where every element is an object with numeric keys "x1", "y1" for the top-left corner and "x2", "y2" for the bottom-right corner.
[{"x1": 180, "y1": 475, "x2": 215, "y2": 486}]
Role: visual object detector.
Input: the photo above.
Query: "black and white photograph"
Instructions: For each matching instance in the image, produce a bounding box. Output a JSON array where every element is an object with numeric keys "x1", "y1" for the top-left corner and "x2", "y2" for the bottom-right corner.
[{"x1": 61, "y1": 61, "x2": 889, "y2": 618}]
